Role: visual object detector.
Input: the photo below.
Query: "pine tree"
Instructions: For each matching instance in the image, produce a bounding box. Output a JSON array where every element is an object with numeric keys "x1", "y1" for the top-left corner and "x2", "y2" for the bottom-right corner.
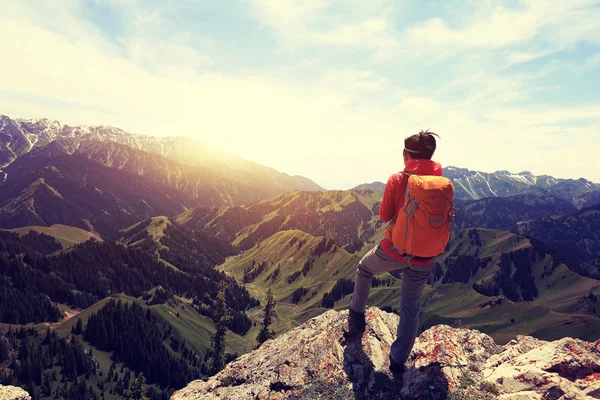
[
  {"x1": 42, "y1": 371, "x2": 53, "y2": 396},
  {"x1": 210, "y1": 281, "x2": 230, "y2": 374},
  {"x1": 72, "y1": 318, "x2": 83, "y2": 335},
  {"x1": 257, "y1": 288, "x2": 277, "y2": 346},
  {"x1": 0, "y1": 337, "x2": 9, "y2": 362},
  {"x1": 126, "y1": 373, "x2": 149, "y2": 400}
]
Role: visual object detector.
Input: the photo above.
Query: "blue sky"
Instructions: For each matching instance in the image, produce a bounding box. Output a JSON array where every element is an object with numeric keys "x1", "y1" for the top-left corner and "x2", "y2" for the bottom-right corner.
[{"x1": 1, "y1": 0, "x2": 599, "y2": 189}]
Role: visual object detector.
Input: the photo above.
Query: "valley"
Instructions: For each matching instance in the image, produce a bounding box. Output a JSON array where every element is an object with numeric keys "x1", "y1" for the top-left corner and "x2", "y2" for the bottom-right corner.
[{"x1": 1, "y1": 114, "x2": 600, "y2": 399}]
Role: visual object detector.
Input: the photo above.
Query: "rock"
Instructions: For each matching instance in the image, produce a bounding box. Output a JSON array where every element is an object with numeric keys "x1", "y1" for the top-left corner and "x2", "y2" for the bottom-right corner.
[
  {"x1": 0, "y1": 386, "x2": 30, "y2": 400},
  {"x1": 402, "y1": 324, "x2": 502, "y2": 398},
  {"x1": 173, "y1": 307, "x2": 600, "y2": 400},
  {"x1": 482, "y1": 336, "x2": 600, "y2": 399}
]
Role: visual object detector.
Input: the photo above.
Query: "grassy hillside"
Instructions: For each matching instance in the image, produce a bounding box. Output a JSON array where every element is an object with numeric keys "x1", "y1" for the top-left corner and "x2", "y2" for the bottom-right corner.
[
  {"x1": 177, "y1": 189, "x2": 383, "y2": 254},
  {"x1": 454, "y1": 188, "x2": 577, "y2": 231},
  {"x1": 219, "y1": 230, "x2": 359, "y2": 309},
  {"x1": 0, "y1": 289, "x2": 256, "y2": 399},
  {"x1": 52, "y1": 294, "x2": 135, "y2": 335},
  {"x1": 118, "y1": 216, "x2": 235, "y2": 277},
  {"x1": 3, "y1": 224, "x2": 101, "y2": 249},
  {"x1": 0, "y1": 153, "x2": 198, "y2": 239},
  {"x1": 520, "y1": 203, "x2": 600, "y2": 277},
  {"x1": 139, "y1": 292, "x2": 253, "y2": 356},
  {"x1": 120, "y1": 216, "x2": 171, "y2": 248},
  {"x1": 335, "y1": 282, "x2": 600, "y2": 344},
  {"x1": 220, "y1": 226, "x2": 600, "y2": 346},
  {"x1": 438, "y1": 228, "x2": 600, "y2": 312}
]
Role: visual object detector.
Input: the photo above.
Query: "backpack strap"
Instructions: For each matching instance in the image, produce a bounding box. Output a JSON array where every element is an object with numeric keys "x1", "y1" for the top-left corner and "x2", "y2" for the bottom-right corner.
[
  {"x1": 448, "y1": 201, "x2": 457, "y2": 243},
  {"x1": 401, "y1": 181, "x2": 420, "y2": 242}
]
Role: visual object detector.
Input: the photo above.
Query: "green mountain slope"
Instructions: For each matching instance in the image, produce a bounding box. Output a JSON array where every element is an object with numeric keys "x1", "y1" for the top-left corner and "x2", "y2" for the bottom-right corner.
[
  {"x1": 436, "y1": 228, "x2": 600, "y2": 310},
  {"x1": 219, "y1": 230, "x2": 358, "y2": 305},
  {"x1": 0, "y1": 229, "x2": 262, "y2": 399},
  {"x1": 454, "y1": 188, "x2": 576, "y2": 231},
  {"x1": 219, "y1": 225, "x2": 600, "y2": 346},
  {"x1": 120, "y1": 217, "x2": 232, "y2": 268},
  {"x1": 0, "y1": 153, "x2": 197, "y2": 238},
  {"x1": 72, "y1": 139, "x2": 297, "y2": 207},
  {"x1": 3, "y1": 224, "x2": 101, "y2": 249},
  {"x1": 520, "y1": 203, "x2": 600, "y2": 278},
  {"x1": 177, "y1": 189, "x2": 383, "y2": 253}
]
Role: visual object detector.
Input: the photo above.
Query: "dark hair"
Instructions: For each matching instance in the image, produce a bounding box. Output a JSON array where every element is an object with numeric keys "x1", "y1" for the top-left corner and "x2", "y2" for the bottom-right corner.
[{"x1": 404, "y1": 129, "x2": 439, "y2": 160}]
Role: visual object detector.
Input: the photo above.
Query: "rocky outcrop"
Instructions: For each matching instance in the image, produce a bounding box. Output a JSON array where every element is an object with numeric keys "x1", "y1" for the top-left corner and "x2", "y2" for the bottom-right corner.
[
  {"x1": 0, "y1": 386, "x2": 30, "y2": 400},
  {"x1": 173, "y1": 307, "x2": 600, "y2": 400}
]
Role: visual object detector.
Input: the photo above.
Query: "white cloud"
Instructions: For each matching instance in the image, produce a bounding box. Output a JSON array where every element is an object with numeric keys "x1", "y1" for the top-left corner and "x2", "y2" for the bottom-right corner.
[
  {"x1": 250, "y1": 0, "x2": 398, "y2": 56},
  {"x1": 582, "y1": 52, "x2": 600, "y2": 72},
  {"x1": 320, "y1": 68, "x2": 388, "y2": 92},
  {"x1": 505, "y1": 50, "x2": 554, "y2": 65},
  {"x1": 405, "y1": 1, "x2": 600, "y2": 57},
  {"x1": 121, "y1": 37, "x2": 213, "y2": 78},
  {"x1": 312, "y1": 19, "x2": 399, "y2": 53},
  {"x1": 485, "y1": 106, "x2": 600, "y2": 126},
  {"x1": 1, "y1": 0, "x2": 599, "y2": 188}
]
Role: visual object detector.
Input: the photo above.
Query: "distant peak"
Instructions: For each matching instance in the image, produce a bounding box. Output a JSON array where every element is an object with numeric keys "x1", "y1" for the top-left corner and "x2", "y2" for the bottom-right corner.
[{"x1": 445, "y1": 165, "x2": 468, "y2": 171}]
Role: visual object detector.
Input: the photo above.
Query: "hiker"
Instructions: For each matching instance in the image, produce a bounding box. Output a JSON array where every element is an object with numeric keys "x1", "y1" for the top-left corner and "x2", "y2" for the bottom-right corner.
[{"x1": 346, "y1": 130, "x2": 454, "y2": 374}]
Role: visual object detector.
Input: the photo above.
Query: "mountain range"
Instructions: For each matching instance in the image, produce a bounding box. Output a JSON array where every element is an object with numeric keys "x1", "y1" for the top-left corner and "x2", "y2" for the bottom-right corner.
[
  {"x1": 520, "y1": 203, "x2": 600, "y2": 279},
  {"x1": 0, "y1": 115, "x2": 323, "y2": 198},
  {"x1": 0, "y1": 149, "x2": 196, "y2": 238},
  {"x1": 354, "y1": 166, "x2": 600, "y2": 207},
  {"x1": 176, "y1": 189, "x2": 382, "y2": 253},
  {"x1": 1, "y1": 113, "x2": 600, "y2": 400},
  {"x1": 453, "y1": 187, "x2": 577, "y2": 231}
]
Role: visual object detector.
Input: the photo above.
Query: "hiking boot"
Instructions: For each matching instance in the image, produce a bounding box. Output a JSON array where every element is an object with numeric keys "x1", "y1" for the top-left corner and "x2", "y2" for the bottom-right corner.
[
  {"x1": 343, "y1": 309, "x2": 366, "y2": 340},
  {"x1": 389, "y1": 355, "x2": 406, "y2": 374}
]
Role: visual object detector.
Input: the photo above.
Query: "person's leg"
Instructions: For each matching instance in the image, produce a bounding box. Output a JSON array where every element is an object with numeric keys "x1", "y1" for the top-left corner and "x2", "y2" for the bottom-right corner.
[
  {"x1": 349, "y1": 247, "x2": 377, "y2": 314},
  {"x1": 349, "y1": 245, "x2": 408, "y2": 313},
  {"x1": 390, "y1": 263, "x2": 433, "y2": 366}
]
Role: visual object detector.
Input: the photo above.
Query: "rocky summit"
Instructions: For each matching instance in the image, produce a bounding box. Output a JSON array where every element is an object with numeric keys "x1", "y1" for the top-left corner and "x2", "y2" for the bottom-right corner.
[{"x1": 173, "y1": 307, "x2": 600, "y2": 400}]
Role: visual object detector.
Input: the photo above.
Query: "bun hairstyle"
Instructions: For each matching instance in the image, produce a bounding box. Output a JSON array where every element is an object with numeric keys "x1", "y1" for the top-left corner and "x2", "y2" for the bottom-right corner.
[{"x1": 404, "y1": 129, "x2": 440, "y2": 160}]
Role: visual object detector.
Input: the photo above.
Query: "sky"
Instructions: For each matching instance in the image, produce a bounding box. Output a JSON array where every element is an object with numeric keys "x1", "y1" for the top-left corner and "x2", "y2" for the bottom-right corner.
[{"x1": 1, "y1": 0, "x2": 599, "y2": 189}]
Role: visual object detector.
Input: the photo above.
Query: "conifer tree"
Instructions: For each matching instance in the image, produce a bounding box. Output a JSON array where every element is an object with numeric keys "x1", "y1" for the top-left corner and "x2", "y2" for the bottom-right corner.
[
  {"x1": 72, "y1": 318, "x2": 83, "y2": 335},
  {"x1": 126, "y1": 373, "x2": 149, "y2": 400},
  {"x1": 257, "y1": 288, "x2": 277, "y2": 346},
  {"x1": 210, "y1": 281, "x2": 230, "y2": 374}
]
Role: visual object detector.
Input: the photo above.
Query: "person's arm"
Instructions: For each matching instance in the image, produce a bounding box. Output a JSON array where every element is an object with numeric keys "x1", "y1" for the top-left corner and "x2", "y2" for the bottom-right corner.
[{"x1": 379, "y1": 175, "x2": 396, "y2": 222}]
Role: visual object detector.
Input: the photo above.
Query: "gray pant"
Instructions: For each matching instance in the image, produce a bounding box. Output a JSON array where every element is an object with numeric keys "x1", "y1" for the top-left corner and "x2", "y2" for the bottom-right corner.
[{"x1": 349, "y1": 244, "x2": 433, "y2": 365}]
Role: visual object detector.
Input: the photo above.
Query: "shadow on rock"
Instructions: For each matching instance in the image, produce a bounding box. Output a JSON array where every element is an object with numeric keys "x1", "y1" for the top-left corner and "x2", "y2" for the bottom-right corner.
[
  {"x1": 401, "y1": 362, "x2": 449, "y2": 400},
  {"x1": 343, "y1": 335, "x2": 450, "y2": 400},
  {"x1": 342, "y1": 335, "x2": 402, "y2": 399}
]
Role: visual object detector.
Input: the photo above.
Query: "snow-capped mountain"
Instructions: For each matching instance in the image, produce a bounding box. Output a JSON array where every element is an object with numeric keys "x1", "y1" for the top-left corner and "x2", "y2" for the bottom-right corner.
[
  {"x1": 0, "y1": 115, "x2": 227, "y2": 167},
  {"x1": 352, "y1": 166, "x2": 600, "y2": 207},
  {"x1": 444, "y1": 166, "x2": 600, "y2": 204},
  {"x1": 444, "y1": 166, "x2": 558, "y2": 198},
  {"x1": 0, "y1": 115, "x2": 324, "y2": 192}
]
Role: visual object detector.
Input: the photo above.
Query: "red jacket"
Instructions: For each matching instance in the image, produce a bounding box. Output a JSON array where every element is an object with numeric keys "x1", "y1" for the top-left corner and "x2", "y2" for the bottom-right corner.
[{"x1": 379, "y1": 159, "x2": 443, "y2": 264}]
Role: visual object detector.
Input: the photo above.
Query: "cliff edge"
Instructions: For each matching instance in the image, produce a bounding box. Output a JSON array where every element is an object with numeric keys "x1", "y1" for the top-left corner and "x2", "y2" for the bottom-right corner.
[{"x1": 173, "y1": 307, "x2": 600, "y2": 400}]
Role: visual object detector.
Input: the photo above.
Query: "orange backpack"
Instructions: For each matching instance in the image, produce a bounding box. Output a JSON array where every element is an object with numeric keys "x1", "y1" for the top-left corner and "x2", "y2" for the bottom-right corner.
[{"x1": 391, "y1": 173, "x2": 455, "y2": 259}]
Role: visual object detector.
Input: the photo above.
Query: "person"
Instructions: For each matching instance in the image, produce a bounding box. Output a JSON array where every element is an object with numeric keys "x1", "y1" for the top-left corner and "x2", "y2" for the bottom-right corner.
[{"x1": 346, "y1": 129, "x2": 448, "y2": 374}]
